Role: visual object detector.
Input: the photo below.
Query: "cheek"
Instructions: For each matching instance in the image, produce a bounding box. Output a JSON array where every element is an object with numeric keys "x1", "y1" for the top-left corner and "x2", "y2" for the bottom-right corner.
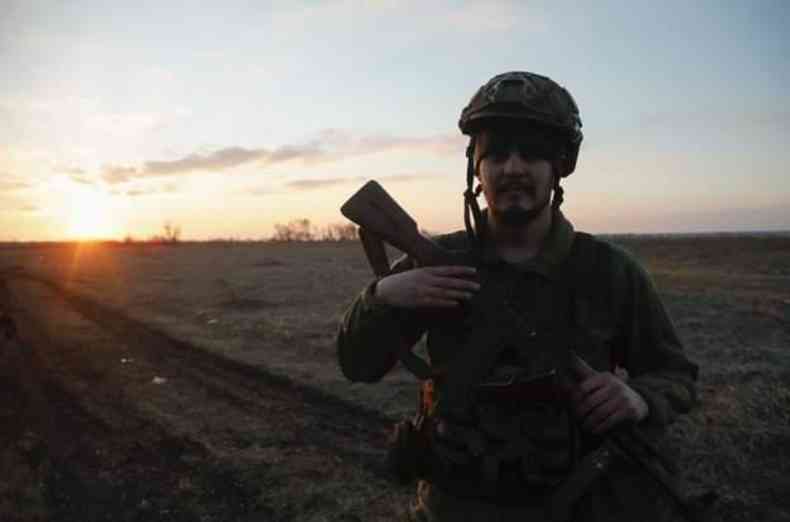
[
  {"x1": 475, "y1": 173, "x2": 494, "y2": 200},
  {"x1": 537, "y1": 165, "x2": 556, "y2": 191},
  {"x1": 476, "y1": 161, "x2": 498, "y2": 188}
]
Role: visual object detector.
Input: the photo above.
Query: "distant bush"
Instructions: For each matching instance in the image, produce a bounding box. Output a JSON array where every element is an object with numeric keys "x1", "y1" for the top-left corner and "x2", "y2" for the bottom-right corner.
[
  {"x1": 272, "y1": 219, "x2": 315, "y2": 242},
  {"x1": 271, "y1": 219, "x2": 358, "y2": 242},
  {"x1": 319, "y1": 223, "x2": 358, "y2": 241},
  {"x1": 149, "y1": 221, "x2": 182, "y2": 244}
]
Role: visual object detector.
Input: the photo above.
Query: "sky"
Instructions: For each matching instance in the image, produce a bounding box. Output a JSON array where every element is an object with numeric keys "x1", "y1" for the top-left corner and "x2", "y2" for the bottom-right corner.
[{"x1": 1, "y1": 0, "x2": 788, "y2": 240}]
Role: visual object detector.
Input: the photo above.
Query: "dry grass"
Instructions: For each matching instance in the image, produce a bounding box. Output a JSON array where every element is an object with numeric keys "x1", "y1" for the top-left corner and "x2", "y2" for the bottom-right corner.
[{"x1": 1, "y1": 234, "x2": 789, "y2": 520}]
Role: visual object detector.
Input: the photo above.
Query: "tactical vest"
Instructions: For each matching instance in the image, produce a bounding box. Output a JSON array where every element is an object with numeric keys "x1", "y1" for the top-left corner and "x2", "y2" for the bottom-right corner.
[{"x1": 413, "y1": 232, "x2": 620, "y2": 503}]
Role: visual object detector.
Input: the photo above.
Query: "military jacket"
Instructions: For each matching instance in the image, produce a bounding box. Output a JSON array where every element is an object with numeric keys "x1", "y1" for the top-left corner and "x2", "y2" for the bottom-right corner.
[{"x1": 336, "y1": 211, "x2": 699, "y2": 520}]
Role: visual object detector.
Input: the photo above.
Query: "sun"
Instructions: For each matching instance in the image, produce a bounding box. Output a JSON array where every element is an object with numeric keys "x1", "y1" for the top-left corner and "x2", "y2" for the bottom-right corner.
[{"x1": 65, "y1": 188, "x2": 117, "y2": 240}]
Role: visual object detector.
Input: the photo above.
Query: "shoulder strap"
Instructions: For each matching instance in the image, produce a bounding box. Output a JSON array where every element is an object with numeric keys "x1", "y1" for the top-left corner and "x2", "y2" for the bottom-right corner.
[{"x1": 563, "y1": 232, "x2": 624, "y2": 370}]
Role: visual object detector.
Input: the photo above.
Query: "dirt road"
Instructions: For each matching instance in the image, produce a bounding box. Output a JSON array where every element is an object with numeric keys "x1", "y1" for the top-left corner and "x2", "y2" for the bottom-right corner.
[{"x1": 0, "y1": 272, "x2": 411, "y2": 521}]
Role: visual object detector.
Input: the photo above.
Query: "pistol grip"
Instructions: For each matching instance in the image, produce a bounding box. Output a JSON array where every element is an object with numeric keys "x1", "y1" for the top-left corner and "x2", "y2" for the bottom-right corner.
[{"x1": 359, "y1": 227, "x2": 391, "y2": 277}]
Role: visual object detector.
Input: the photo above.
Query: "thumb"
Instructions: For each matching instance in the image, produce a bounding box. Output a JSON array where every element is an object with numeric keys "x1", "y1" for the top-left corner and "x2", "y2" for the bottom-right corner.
[{"x1": 568, "y1": 351, "x2": 597, "y2": 381}]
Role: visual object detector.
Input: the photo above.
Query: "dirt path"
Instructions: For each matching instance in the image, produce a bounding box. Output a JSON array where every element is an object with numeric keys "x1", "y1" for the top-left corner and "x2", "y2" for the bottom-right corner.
[{"x1": 0, "y1": 272, "x2": 412, "y2": 521}]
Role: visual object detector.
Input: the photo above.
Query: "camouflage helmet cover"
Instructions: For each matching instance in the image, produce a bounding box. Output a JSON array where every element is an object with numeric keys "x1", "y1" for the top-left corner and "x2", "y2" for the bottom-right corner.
[{"x1": 459, "y1": 71, "x2": 584, "y2": 176}]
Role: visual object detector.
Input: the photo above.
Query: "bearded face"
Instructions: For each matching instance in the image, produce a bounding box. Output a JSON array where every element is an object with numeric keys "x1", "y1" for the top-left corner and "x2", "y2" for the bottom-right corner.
[{"x1": 474, "y1": 129, "x2": 558, "y2": 226}]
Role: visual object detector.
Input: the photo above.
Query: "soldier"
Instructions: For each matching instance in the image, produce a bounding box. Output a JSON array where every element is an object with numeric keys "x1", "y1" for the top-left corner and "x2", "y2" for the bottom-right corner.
[{"x1": 337, "y1": 71, "x2": 701, "y2": 521}]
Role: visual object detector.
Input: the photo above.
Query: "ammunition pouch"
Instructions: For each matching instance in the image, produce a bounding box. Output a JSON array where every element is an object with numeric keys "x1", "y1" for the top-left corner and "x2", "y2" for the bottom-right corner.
[
  {"x1": 385, "y1": 379, "x2": 438, "y2": 483},
  {"x1": 386, "y1": 414, "x2": 430, "y2": 484}
]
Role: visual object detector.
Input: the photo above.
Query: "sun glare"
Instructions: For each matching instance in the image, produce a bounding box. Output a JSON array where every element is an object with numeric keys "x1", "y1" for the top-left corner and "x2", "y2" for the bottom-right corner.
[{"x1": 65, "y1": 188, "x2": 117, "y2": 240}]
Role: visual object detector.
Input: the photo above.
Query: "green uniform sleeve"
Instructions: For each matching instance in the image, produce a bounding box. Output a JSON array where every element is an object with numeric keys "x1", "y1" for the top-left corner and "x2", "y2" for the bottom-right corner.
[
  {"x1": 336, "y1": 256, "x2": 427, "y2": 383},
  {"x1": 612, "y1": 247, "x2": 699, "y2": 430}
]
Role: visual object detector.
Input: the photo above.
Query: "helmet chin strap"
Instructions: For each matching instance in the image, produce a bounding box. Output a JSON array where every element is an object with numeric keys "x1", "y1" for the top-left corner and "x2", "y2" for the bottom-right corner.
[
  {"x1": 463, "y1": 138, "x2": 487, "y2": 255},
  {"x1": 551, "y1": 159, "x2": 565, "y2": 211}
]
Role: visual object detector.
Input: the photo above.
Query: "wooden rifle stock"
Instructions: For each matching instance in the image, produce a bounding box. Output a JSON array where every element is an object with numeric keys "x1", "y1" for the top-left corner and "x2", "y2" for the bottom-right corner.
[
  {"x1": 341, "y1": 181, "x2": 471, "y2": 379},
  {"x1": 341, "y1": 180, "x2": 468, "y2": 267},
  {"x1": 357, "y1": 227, "x2": 391, "y2": 277}
]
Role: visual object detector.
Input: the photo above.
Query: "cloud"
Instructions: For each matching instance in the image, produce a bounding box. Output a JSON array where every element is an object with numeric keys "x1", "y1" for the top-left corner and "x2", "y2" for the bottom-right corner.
[
  {"x1": 102, "y1": 165, "x2": 138, "y2": 184},
  {"x1": 100, "y1": 130, "x2": 463, "y2": 184},
  {"x1": 101, "y1": 145, "x2": 319, "y2": 184},
  {"x1": 143, "y1": 147, "x2": 270, "y2": 176},
  {"x1": 125, "y1": 188, "x2": 154, "y2": 197},
  {"x1": 56, "y1": 166, "x2": 86, "y2": 175},
  {"x1": 381, "y1": 173, "x2": 438, "y2": 183},
  {"x1": 70, "y1": 175, "x2": 95, "y2": 185},
  {"x1": 0, "y1": 179, "x2": 30, "y2": 192},
  {"x1": 285, "y1": 176, "x2": 367, "y2": 191},
  {"x1": 247, "y1": 187, "x2": 276, "y2": 196},
  {"x1": 114, "y1": 183, "x2": 179, "y2": 197},
  {"x1": 283, "y1": 172, "x2": 438, "y2": 191},
  {"x1": 0, "y1": 198, "x2": 37, "y2": 213}
]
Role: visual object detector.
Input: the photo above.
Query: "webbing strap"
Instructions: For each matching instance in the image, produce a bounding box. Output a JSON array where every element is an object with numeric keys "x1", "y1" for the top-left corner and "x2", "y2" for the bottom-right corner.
[{"x1": 563, "y1": 232, "x2": 622, "y2": 370}]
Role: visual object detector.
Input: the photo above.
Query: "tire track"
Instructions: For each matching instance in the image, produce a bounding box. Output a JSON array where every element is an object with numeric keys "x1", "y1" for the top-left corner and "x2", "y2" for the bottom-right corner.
[{"x1": 0, "y1": 271, "x2": 411, "y2": 521}]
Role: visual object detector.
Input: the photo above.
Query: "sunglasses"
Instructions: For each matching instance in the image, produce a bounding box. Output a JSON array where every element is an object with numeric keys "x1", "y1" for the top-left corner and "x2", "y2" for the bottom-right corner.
[{"x1": 479, "y1": 131, "x2": 564, "y2": 162}]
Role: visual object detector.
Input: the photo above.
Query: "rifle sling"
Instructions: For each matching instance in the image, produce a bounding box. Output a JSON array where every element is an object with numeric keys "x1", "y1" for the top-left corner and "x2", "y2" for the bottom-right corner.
[{"x1": 435, "y1": 233, "x2": 596, "y2": 416}]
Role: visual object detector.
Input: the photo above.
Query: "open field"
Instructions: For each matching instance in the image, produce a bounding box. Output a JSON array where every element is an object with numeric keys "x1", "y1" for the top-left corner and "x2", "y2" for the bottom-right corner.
[{"x1": 1, "y1": 234, "x2": 789, "y2": 521}]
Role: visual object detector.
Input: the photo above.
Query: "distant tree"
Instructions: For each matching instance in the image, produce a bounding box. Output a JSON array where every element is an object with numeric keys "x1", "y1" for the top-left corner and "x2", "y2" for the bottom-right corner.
[
  {"x1": 320, "y1": 223, "x2": 358, "y2": 241},
  {"x1": 272, "y1": 219, "x2": 316, "y2": 242},
  {"x1": 163, "y1": 221, "x2": 181, "y2": 243},
  {"x1": 149, "y1": 221, "x2": 182, "y2": 244}
]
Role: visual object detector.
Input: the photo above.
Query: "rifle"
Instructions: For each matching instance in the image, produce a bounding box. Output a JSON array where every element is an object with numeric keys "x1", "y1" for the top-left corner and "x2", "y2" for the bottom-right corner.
[
  {"x1": 341, "y1": 180, "x2": 476, "y2": 380},
  {"x1": 342, "y1": 180, "x2": 573, "y2": 409},
  {"x1": 341, "y1": 180, "x2": 711, "y2": 521}
]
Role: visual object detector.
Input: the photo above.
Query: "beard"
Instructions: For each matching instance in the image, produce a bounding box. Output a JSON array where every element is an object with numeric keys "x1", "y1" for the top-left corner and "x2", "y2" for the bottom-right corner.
[
  {"x1": 500, "y1": 206, "x2": 540, "y2": 225},
  {"x1": 495, "y1": 187, "x2": 553, "y2": 225}
]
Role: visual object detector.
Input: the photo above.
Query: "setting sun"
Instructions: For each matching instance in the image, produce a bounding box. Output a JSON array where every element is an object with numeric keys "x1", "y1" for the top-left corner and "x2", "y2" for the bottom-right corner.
[{"x1": 65, "y1": 188, "x2": 117, "y2": 240}]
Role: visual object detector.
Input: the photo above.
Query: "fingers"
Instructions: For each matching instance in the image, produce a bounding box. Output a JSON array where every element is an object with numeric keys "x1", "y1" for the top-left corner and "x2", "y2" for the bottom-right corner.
[
  {"x1": 426, "y1": 267, "x2": 481, "y2": 292},
  {"x1": 375, "y1": 266, "x2": 479, "y2": 308},
  {"x1": 569, "y1": 373, "x2": 609, "y2": 404},
  {"x1": 433, "y1": 276, "x2": 481, "y2": 292},
  {"x1": 423, "y1": 266, "x2": 479, "y2": 305},
  {"x1": 582, "y1": 393, "x2": 626, "y2": 434},
  {"x1": 568, "y1": 351, "x2": 596, "y2": 380},
  {"x1": 570, "y1": 372, "x2": 637, "y2": 435},
  {"x1": 574, "y1": 380, "x2": 614, "y2": 419},
  {"x1": 426, "y1": 287, "x2": 475, "y2": 302},
  {"x1": 425, "y1": 266, "x2": 477, "y2": 277},
  {"x1": 591, "y1": 408, "x2": 629, "y2": 435}
]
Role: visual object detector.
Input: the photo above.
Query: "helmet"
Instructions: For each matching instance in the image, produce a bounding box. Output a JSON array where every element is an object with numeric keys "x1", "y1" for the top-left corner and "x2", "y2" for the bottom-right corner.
[{"x1": 459, "y1": 71, "x2": 583, "y2": 176}]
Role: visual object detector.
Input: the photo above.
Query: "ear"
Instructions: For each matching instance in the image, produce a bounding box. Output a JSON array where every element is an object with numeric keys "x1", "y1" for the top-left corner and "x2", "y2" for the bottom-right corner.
[{"x1": 551, "y1": 159, "x2": 567, "y2": 180}]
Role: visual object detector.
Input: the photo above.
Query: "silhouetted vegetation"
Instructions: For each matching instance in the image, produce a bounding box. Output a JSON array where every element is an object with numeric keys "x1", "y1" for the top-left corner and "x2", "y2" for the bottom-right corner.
[
  {"x1": 271, "y1": 219, "x2": 357, "y2": 242},
  {"x1": 147, "y1": 221, "x2": 182, "y2": 244}
]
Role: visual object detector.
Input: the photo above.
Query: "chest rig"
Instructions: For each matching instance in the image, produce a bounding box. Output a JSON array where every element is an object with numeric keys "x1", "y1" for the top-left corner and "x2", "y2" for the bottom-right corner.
[{"x1": 409, "y1": 232, "x2": 619, "y2": 502}]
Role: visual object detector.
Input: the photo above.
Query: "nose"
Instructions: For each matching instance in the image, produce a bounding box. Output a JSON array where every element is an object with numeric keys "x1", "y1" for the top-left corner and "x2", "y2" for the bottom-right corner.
[{"x1": 502, "y1": 150, "x2": 529, "y2": 177}]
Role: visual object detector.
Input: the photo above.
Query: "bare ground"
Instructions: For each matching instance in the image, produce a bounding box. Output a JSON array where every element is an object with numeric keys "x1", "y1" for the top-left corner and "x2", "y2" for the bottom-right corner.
[
  {"x1": 0, "y1": 273, "x2": 412, "y2": 522},
  {"x1": 0, "y1": 235, "x2": 789, "y2": 521}
]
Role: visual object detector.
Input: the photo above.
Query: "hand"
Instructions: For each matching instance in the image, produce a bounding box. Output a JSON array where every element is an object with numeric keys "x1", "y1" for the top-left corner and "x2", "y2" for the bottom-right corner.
[
  {"x1": 569, "y1": 372, "x2": 649, "y2": 435},
  {"x1": 375, "y1": 266, "x2": 480, "y2": 309},
  {"x1": 566, "y1": 354, "x2": 648, "y2": 435}
]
